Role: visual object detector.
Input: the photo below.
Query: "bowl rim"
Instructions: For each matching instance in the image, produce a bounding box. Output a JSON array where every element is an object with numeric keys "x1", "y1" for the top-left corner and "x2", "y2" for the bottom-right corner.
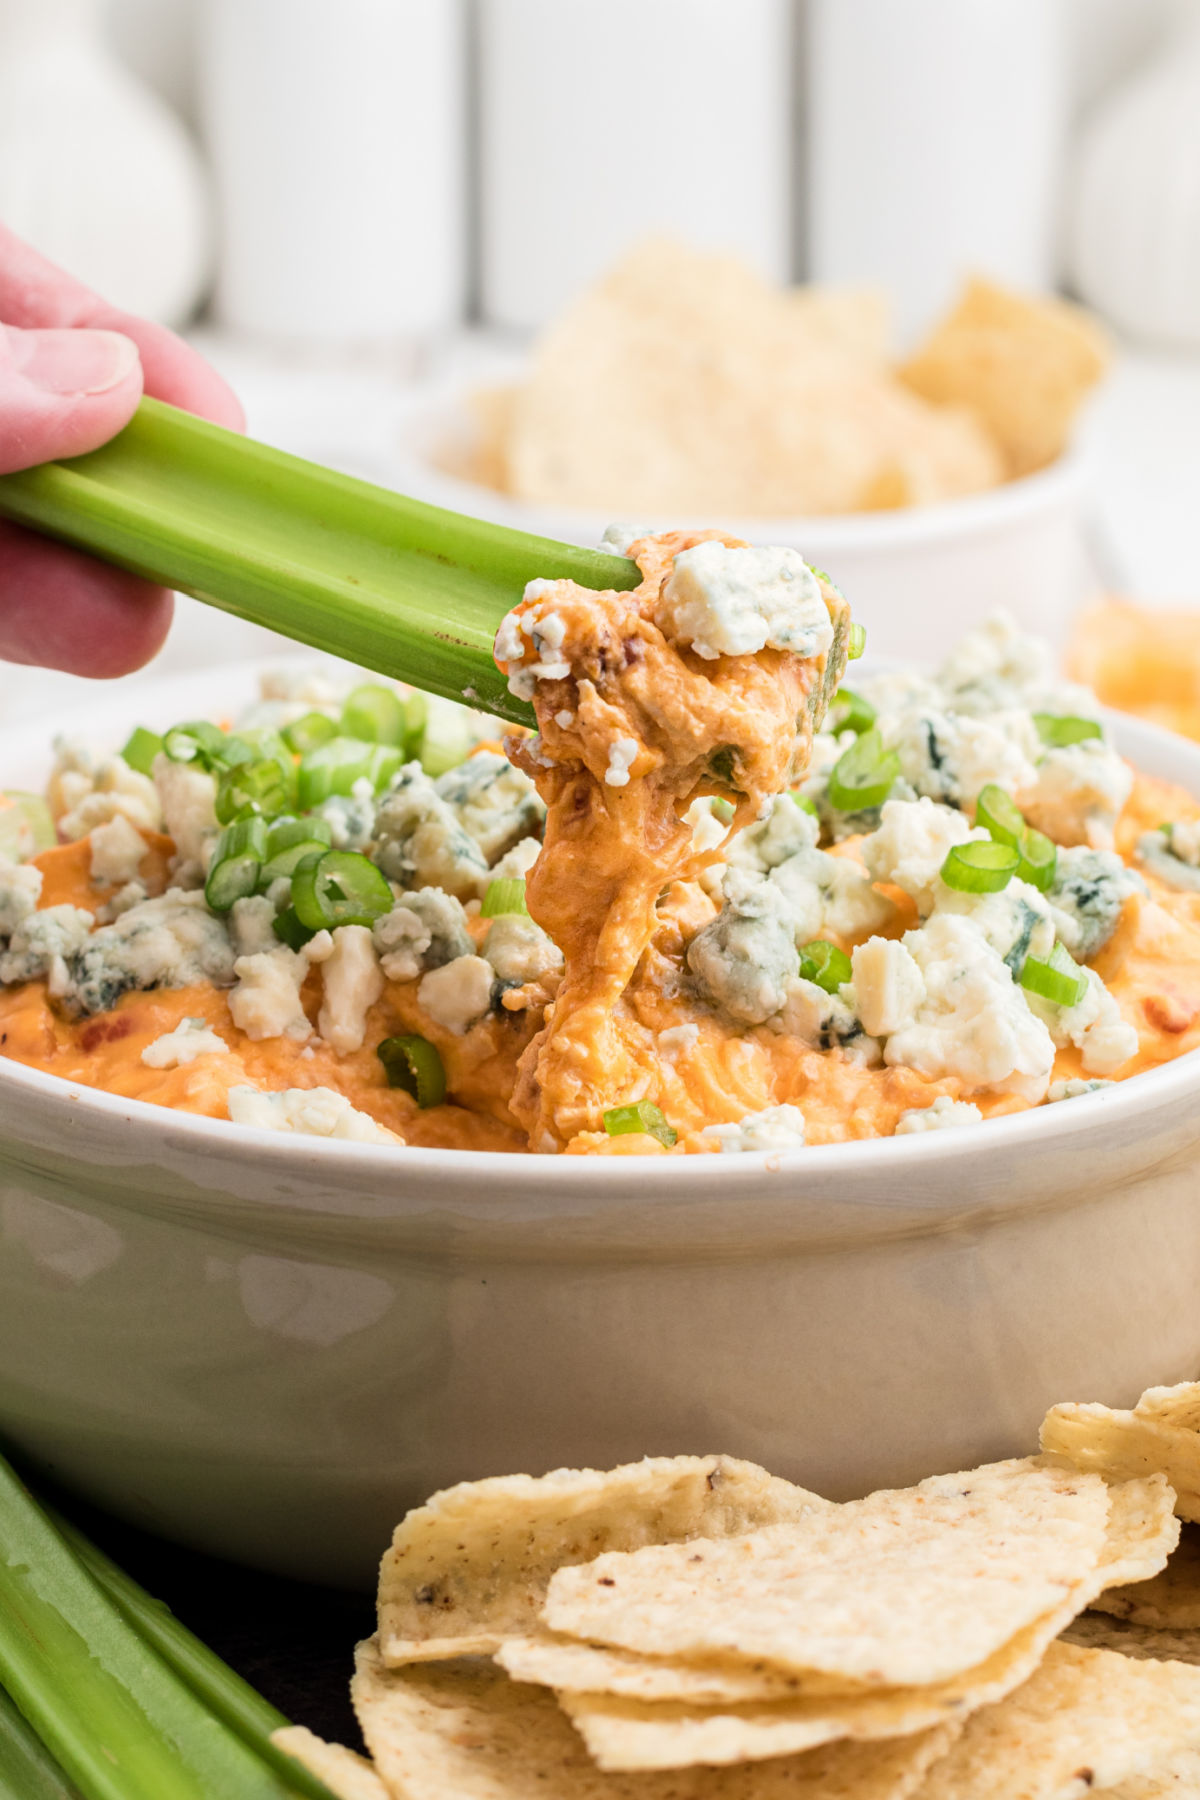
[
  {"x1": 0, "y1": 658, "x2": 1196, "y2": 1190},
  {"x1": 392, "y1": 373, "x2": 1090, "y2": 554}
]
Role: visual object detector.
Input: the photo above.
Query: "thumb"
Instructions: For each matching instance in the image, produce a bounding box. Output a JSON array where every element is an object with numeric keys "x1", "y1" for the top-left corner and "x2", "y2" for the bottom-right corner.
[{"x1": 0, "y1": 322, "x2": 143, "y2": 475}]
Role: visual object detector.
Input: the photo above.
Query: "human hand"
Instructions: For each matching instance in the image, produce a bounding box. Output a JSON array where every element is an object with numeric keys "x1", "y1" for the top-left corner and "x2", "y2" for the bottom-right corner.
[{"x1": 0, "y1": 225, "x2": 243, "y2": 677}]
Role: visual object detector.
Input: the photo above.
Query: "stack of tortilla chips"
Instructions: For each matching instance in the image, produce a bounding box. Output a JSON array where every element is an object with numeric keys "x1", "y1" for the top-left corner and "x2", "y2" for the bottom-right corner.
[{"x1": 273, "y1": 1382, "x2": 1200, "y2": 1798}]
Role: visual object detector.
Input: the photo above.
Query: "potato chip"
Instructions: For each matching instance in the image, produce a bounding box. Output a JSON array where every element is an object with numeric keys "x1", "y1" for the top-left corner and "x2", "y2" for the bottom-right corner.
[
  {"x1": 510, "y1": 1475, "x2": 1174, "y2": 1717},
  {"x1": 1042, "y1": 1381, "x2": 1200, "y2": 1521},
  {"x1": 914, "y1": 1641, "x2": 1200, "y2": 1800},
  {"x1": 351, "y1": 1637, "x2": 959, "y2": 1800},
  {"x1": 378, "y1": 1456, "x2": 827, "y2": 1664},
  {"x1": 270, "y1": 1725, "x2": 390, "y2": 1800},
  {"x1": 1093, "y1": 1526, "x2": 1200, "y2": 1631},
  {"x1": 900, "y1": 276, "x2": 1110, "y2": 477},
  {"x1": 542, "y1": 1460, "x2": 1110, "y2": 1688}
]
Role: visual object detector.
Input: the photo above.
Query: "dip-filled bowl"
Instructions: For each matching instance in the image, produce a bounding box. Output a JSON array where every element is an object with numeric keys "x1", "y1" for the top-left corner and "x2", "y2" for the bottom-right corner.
[{"x1": 2, "y1": 666, "x2": 1200, "y2": 1588}]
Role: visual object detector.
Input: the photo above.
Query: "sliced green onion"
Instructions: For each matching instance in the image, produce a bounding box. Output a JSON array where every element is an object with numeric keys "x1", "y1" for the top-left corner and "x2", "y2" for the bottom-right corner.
[
  {"x1": 602, "y1": 1101, "x2": 677, "y2": 1148},
  {"x1": 976, "y1": 782, "x2": 1026, "y2": 848},
  {"x1": 204, "y1": 816, "x2": 269, "y2": 912},
  {"x1": 378, "y1": 1034, "x2": 446, "y2": 1107},
  {"x1": 790, "y1": 792, "x2": 819, "y2": 817},
  {"x1": 1033, "y1": 713, "x2": 1103, "y2": 748},
  {"x1": 1016, "y1": 827, "x2": 1057, "y2": 892},
  {"x1": 0, "y1": 791, "x2": 56, "y2": 861},
  {"x1": 266, "y1": 816, "x2": 333, "y2": 856},
  {"x1": 120, "y1": 727, "x2": 164, "y2": 777},
  {"x1": 281, "y1": 711, "x2": 338, "y2": 755},
  {"x1": 215, "y1": 757, "x2": 295, "y2": 826},
  {"x1": 480, "y1": 877, "x2": 528, "y2": 918},
  {"x1": 1021, "y1": 942, "x2": 1088, "y2": 1008},
  {"x1": 941, "y1": 839, "x2": 1020, "y2": 893},
  {"x1": 259, "y1": 838, "x2": 336, "y2": 884},
  {"x1": 402, "y1": 689, "x2": 428, "y2": 759},
  {"x1": 416, "y1": 695, "x2": 475, "y2": 777},
  {"x1": 848, "y1": 621, "x2": 867, "y2": 660},
  {"x1": 828, "y1": 727, "x2": 899, "y2": 812},
  {"x1": 711, "y1": 797, "x2": 735, "y2": 824},
  {"x1": 798, "y1": 939, "x2": 853, "y2": 994},
  {"x1": 341, "y1": 683, "x2": 407, "y2": 746},
  {"x1": 296, "y1": 737, "x2": 402, "y2": 808},
  {"x1": 163, "y1": 719, "x2": 228, "y2": 768},
  {"x1": 0, "y1": 1448, "x2": 314, "y2": 1800},
  {"x1": 272, "y1": 905, "x2": 315, "y2": 951},
  {"x1": 291, "y1": 849, "x2": 393, "y2": 930},
  {"x1": 48, "y1": 1510, "x2": 335, "y2": 1800},
  {"x1": 828, "y1": 687, "x2": 876, "y2": 737}
]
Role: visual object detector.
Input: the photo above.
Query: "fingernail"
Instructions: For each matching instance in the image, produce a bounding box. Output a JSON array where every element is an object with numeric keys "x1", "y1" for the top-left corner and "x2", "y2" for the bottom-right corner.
[{"x1": 15, "y1": 328, "x2": 140, "y2": 397}]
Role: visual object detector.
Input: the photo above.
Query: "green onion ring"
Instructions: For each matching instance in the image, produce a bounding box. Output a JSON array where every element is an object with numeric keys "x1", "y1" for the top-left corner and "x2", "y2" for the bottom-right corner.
[
  {"x1": 282, "y1": 711, "x2": 339, "y2": 755},
  {"x1": 1021, "y1": 943, "x2": 1088, "y2": 1008},
  {"x1": 847, "y1": 621, "x2": 866, "y2": 660},
  {"x1": 602, "y1": 1101, "x2": 677, "y2": 1148},
  {"x1": 975, "y1": 782, "x2": 1026, "y2": 848},
  {"x1": 940, "y1": 840, "x2": 1020, "y2": 893},
  {"x1": 1032, "y1": 713, "x2": 1103, "y2": 748},
  {"x1": 798, "y1": 939, "x2": 853, "y2": 994},
  {"x1": 341, "y1": 683, "x2": 407, "y2": 746},
  {"x1": 204, "y1": 816, "x2": 268, "y2": 912},
  {"x1": 828, "y1": 687, "x2": 877, "y2": 737},
  {"x1": 480, "y1": 877, "x2": 529, "y2": 918},
  {"x1": 291, "y1": 849, "x2": 394, "y2": 930},
  {"x1": 120, "y1": 726, "x2": 163, "y2": 776},
  {"x1": 378, "y1": 1034, "x2": 446, "y2": 1107},
  {"x1": 828, "y1": 727, "x2": 899, "y2": 812},
  {"x1": 1016, "y1": 827, "x2": 1057, "y2": 892}
]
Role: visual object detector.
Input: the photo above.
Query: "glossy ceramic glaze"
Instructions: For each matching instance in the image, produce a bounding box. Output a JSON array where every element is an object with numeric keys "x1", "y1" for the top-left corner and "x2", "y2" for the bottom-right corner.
[{"x1": 1, "y1": 668, "x2": 1197, "y2": 1588}]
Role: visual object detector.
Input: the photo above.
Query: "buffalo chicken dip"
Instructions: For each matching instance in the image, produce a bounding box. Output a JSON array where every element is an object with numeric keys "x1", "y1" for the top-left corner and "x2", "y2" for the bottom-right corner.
[{"x1": 0, "y1": 530, "x2": 1197, "y2": 1157}]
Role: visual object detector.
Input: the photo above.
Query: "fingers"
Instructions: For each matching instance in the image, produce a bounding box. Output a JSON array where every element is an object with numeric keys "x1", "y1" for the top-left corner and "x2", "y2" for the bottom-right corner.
[
  {"x1": 0, "y1": 521, "x2": 174, "y2": 676},
  {"x1": 0, "y1": 323, "x2": 144, "y2": 474},
  {"x1": 0, "y1": 223, "x2": 244, "y2": 432}
]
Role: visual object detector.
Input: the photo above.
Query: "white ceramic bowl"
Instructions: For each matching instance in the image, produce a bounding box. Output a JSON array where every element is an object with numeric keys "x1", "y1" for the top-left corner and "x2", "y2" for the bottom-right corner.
[
  {"x1": 2, "y1": 664, "x2": 1199, "y2": 1588},
  {"x1": 392, "y1": 379, "x2": 1093, "y2": 666}
]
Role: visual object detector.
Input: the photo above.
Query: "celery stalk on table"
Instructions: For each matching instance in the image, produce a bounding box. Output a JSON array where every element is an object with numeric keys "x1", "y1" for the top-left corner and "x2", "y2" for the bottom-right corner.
[{"x1": 0, "y1": 1451, "x2": 334, "y2": 1800}]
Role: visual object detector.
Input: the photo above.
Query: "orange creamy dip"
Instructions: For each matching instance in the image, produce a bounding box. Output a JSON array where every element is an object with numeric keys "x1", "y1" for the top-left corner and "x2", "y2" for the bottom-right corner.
[{"x1": 2, "y1": 547, "x2": 1199, "y2": 1156}]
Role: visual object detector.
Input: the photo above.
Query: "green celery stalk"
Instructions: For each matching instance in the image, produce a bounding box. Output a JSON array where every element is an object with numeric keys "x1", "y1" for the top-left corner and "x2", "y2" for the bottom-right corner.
[
  {"x1": 0, "y1": 1454, "x2": 317, "y2": 1800},
  {"x1": 0, "y1": 1687, "x2": 84, "y2": 1800},
  {"x1": 0, "y1": 398, "x2": 641, "y2": 726},
  {"x1": 50, "y1": 1512, "x2": 336, "y2": 1800}
]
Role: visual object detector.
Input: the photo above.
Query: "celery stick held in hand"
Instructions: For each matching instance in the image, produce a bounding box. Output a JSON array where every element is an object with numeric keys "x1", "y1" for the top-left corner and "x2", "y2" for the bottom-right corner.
[{"x1": 0, "y1": 224, "x2": 242, "y2": 676}]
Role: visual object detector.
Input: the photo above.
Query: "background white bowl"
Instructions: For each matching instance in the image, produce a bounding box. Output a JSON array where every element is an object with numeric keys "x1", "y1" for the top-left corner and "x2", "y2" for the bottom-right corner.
[
  {"x1": 391, "y1": 380, "x2": 1095, "y2": 665},
  {"x1": 0, "y1": 663, "x2": 1197, "y2": 1587}
]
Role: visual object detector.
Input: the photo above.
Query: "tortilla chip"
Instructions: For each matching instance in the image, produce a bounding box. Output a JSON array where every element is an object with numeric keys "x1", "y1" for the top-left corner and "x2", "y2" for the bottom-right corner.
[
  {"x1": 351, "y1": 1637, "x2": 958, "y2": 1800},
  {"x1": 1063, "y1": 1611, "x2": 1200, "y2": 1669},
  {"x1": 915, "y1": 1640, "x2": 1200, "y2": 1800},
  {"x1": 498, "y1": 1632, "x2": 839, "y2": 1704},
  {"x1": 1042, "y1": 1381, "x2": 1200, "y2": 1520},
  {"x1": 542, "y1": 1460, "x2": 1110, "y2": 1688},
  {"x1": 378, "y1": 1455, "x2": 827, "y2": 1664},
  {"x1": 1093, "y1": 1525, "x2": 1200, "y2": 1630},
  {"x1": 900, "y1": 276, "x2": 1109, "y2": 476},
  {"x1": 270, "y1": 1725, "x2": 390, "y2": 1800},
  {"x1": 1104, "y1": 1755, "x2": 1200, "y2": 1799},
  {"x1": 494, "y1": 239, "x2": 1002, "y2": 517},
  {"x1": 510, "y1": 1474, "x2": 1174, "y2": 1715}
]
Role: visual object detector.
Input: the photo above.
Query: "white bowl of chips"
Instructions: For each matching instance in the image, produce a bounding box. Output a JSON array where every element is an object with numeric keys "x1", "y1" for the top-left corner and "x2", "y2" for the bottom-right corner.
[
  {"x1": 3, "y1": 674, "x2": 1200, "y2": 1587},
  {"x1": 397, "y1": 394, "x2": 1091, "y2": 668},
  {"x1": 395, "y1": 245, "x2": 1107, "y2": 664}
]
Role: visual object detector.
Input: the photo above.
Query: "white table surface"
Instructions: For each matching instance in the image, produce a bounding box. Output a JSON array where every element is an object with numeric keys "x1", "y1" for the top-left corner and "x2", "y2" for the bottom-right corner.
[{"x1": 7, "y1": 333, "x2": 1200, "y2": 732}]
